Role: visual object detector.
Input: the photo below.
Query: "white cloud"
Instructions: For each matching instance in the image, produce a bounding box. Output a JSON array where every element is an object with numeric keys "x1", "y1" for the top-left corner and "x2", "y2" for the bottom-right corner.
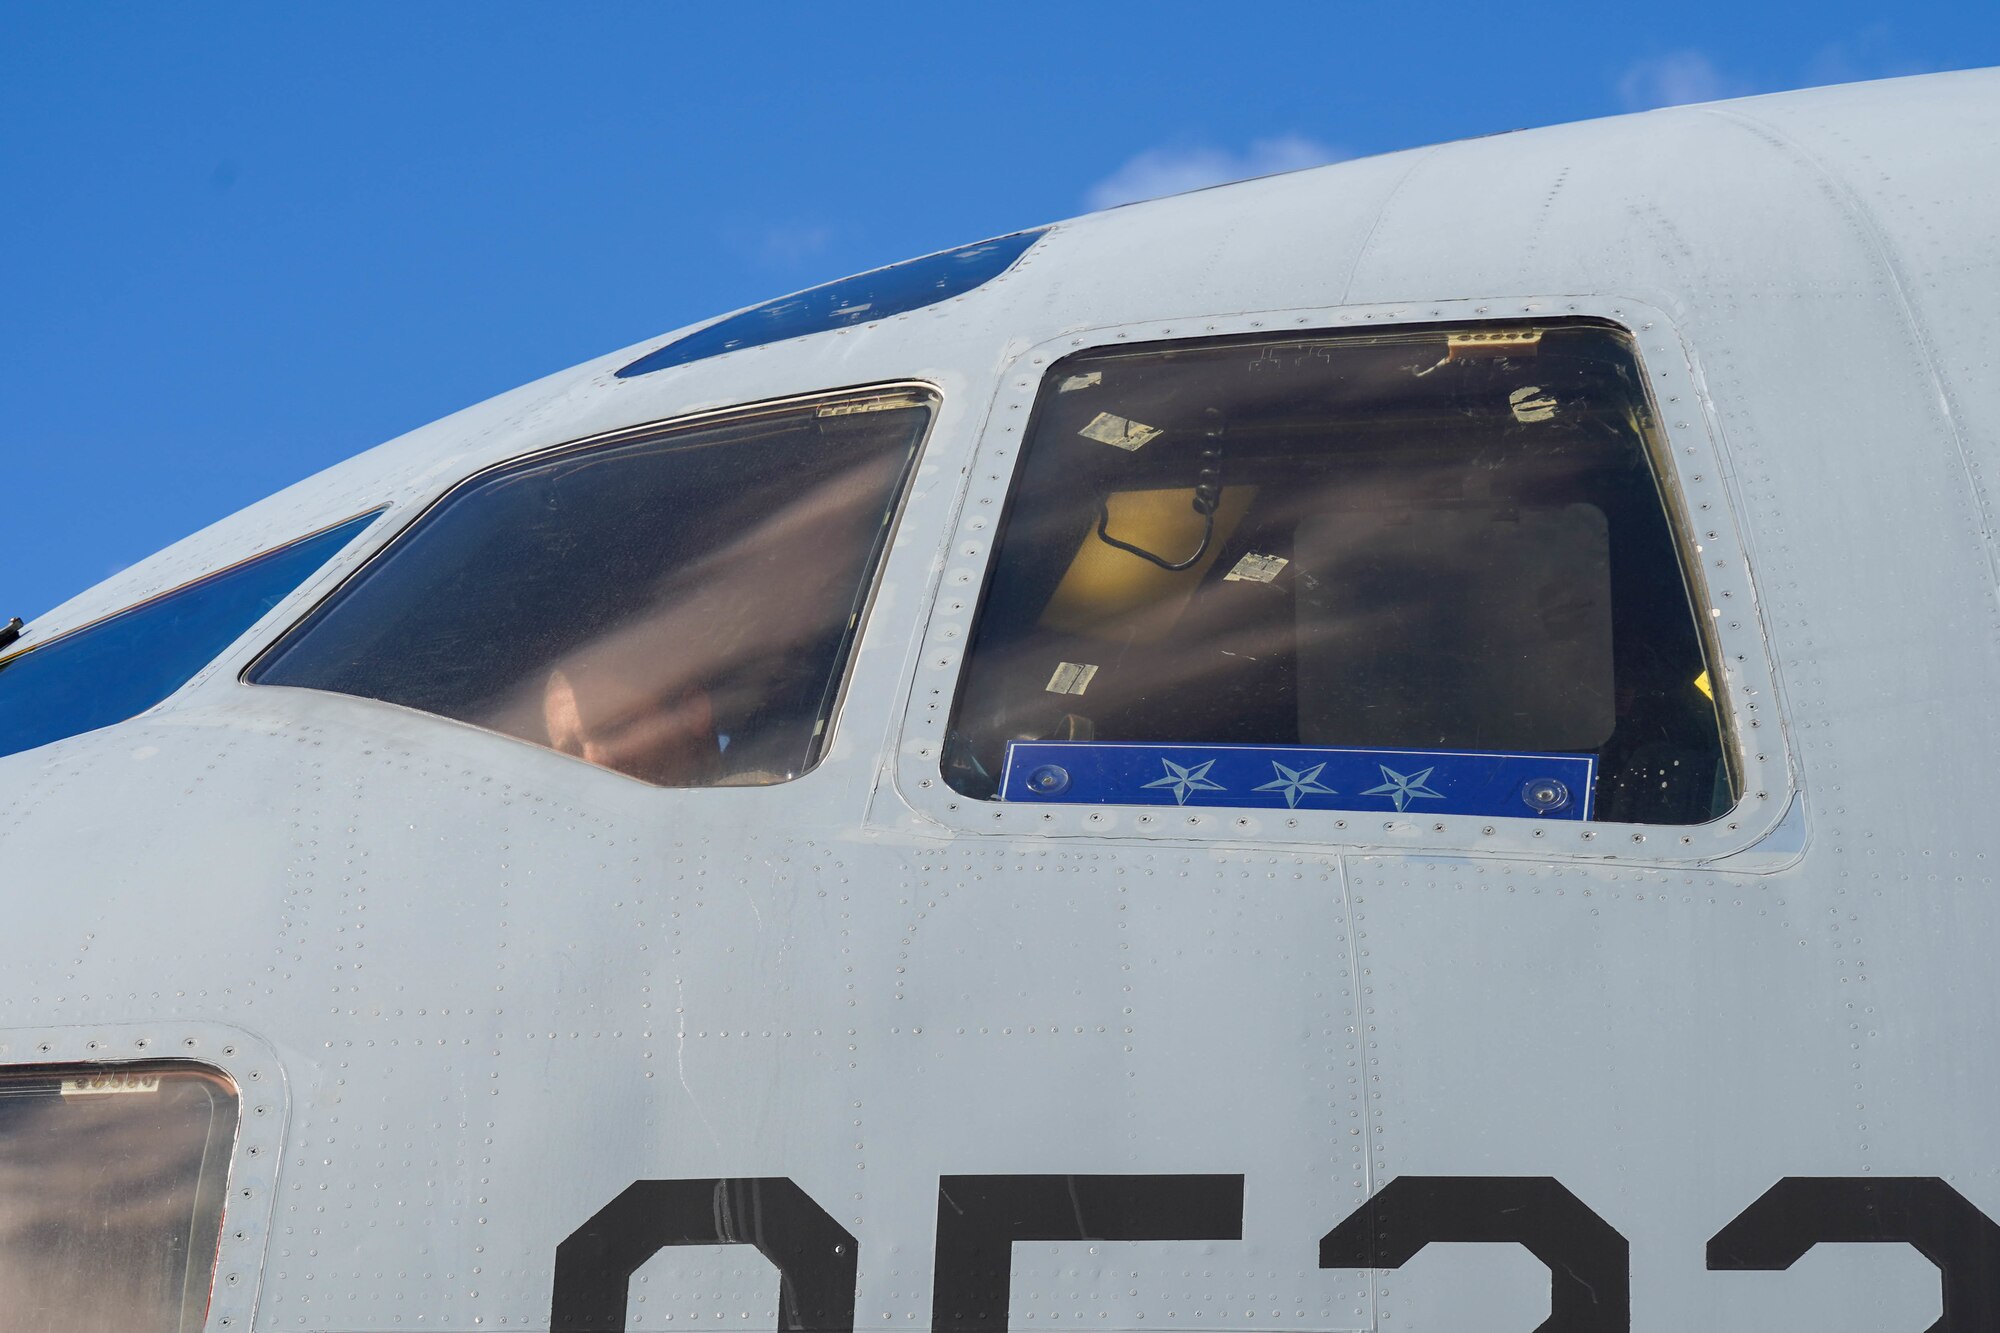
[
  {"x1": 1616, "y1": 33, "x2": 1935, "y2": 116},
  {"x1": 1616, "y1": 51, "x2": 1757, "y2": 112},
  {"x1": 1085, "y1": 135, "x2": 1347, "y2": 211},
  {"x1": 1805, "y1": 25, "x2": 1934, "y2": 87},
  {"x1": 754, "y1": 221, "x2": 831, "y2": 268},
  {"x1": 719, "y1": 218, "x2": 834, "y2": 275}
]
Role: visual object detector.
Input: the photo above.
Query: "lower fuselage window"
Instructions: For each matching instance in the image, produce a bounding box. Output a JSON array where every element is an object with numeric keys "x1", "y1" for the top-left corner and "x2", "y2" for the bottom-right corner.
[
  {"x1": 946, "y1": 325, "x2": 1731, "y2": 825},
  {"x1": 250, "y1": 388, "x2": 937, "y2": 786},
  {"x1": 0, "y1": 1064, "x2": 239, "y2": 1333}
]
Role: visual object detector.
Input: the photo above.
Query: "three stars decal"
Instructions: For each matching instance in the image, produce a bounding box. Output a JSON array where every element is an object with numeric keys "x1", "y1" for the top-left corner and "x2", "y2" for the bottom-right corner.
[
  {"x1": 1013, "y1": 743, "x2": 1584, "y2": 818},
  {"x1": 1142, "y1": 757, "x2": 1447, "y2": 811}
]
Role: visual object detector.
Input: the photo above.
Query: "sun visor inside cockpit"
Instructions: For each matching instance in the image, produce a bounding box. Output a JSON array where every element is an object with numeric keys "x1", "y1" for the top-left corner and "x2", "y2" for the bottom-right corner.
[
  {"x1": 1293, "y1": 502, "x2": 1616, "y2": 753},
  {"x1": 616, "y1": 229, "x2": 1049, "y2": 378}
]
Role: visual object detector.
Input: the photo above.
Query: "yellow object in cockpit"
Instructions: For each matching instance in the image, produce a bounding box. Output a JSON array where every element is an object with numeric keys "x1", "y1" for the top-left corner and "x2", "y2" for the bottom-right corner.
[{"x1": 1039, "y1": 485, "x2": 1255, "y2": 642}]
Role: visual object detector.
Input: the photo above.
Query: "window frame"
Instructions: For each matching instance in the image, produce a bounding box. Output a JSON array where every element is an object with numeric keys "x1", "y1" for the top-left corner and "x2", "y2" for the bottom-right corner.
[
  {"x1": 0, "y1": 1023, "x2": 288, "y2": 1333},
  {"x1": 892, "y1": 298, "x2": 1795, "y2": 864},
  {"x1": 243, "y1": 382, "x2": 943, "y2": 789}
]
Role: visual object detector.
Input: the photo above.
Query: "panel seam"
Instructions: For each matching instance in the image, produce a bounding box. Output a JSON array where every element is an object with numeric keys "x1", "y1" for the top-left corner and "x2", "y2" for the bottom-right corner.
[{"x1": 1698, "y1": 105, "x2": 2000, "y2": 609}]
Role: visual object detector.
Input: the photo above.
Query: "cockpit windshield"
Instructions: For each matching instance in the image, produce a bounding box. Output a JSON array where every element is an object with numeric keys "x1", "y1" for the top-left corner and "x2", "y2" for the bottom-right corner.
[
  {"x1": 249, "y1": 389, "x2": 935, "y2": 787},
  {"x1": 0, "y1": 513, "x2": 379, "y2": 762}
]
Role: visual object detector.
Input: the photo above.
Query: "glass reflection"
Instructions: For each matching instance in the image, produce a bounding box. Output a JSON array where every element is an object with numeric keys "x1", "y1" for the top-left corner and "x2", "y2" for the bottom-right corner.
[
  {"x1": 948, "y1": 325, "x2": 1730, "y2": 824},
  {"x1": 0, "y1": 1066, "x2": 238, "y2": 1333},
  {"x1": 251, "y1": 391, "x2": 935, "y2": 786}
]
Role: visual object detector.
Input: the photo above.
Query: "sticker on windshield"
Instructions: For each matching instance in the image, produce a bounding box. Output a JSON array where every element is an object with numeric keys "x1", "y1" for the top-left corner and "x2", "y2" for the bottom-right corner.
[{"x1": 1079, "y1": 412, "x2": 1162, "y2": 451}]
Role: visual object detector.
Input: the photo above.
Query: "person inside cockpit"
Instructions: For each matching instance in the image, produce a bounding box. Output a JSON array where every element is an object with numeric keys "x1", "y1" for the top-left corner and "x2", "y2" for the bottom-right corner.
[{"x1": 541, "y1": 665, "x2": 722, "y2": 787}]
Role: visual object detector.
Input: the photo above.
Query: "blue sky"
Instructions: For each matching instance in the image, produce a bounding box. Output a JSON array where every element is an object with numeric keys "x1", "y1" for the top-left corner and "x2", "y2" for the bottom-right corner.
[{"x1": 3, "y1": 3, "x2": 1995, "y2": 621}]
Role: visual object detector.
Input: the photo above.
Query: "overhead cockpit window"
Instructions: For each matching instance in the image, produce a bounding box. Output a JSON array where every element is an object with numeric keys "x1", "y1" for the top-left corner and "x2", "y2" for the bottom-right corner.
[
  {"x1": 0, "y1": 1064, "x2": 239, "y2": 1333},
  {"x1": 946, "y1": 325, "x2": 1732, "y2": 825},
  {"x1": 249, "y1": 389, "x2": 936, "y2": 787},
  {"x1": 0, "y1": 512, "x2": 380, "y2": 762},
  {"x1": 615, "y1": 231, "x2": 1046, "y2": 378}
]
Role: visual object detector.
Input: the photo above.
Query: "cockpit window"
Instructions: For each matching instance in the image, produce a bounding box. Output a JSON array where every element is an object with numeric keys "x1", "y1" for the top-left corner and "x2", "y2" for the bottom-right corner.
[
  {"x1": 946, "y1": 325, "x2": 1732, "y2": 825},
  {"x1": 249, "y1": 388, "x2": 936, "y2": 787},
  {"x1": 0, "y1": 513, "x2": 379, "y2": 762},
  {"x1": 615, "y1": 231, "x2": 1046, "y2": 378}
]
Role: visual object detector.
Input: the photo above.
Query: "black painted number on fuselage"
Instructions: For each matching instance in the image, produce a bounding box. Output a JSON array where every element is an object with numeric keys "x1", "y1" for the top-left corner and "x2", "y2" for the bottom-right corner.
[
  {"x1": 1708, "y1": 1177, "x2": 2000, "y2": 1333},
  {"x1": 932, "y1": 1174, "x2": 1245, "y2": 1333},
  {"x1": 551, "y1": 1177, "x2": 856, "y2": 1333},
  {"x1": 554, "y1": 1172, "x2": 2000, "y2": 1332},
  {"x1": 1319, "y1": 1176, "x2": 1629, "y2": 1333},
  {"x1": 553, "y1": 1174, "x2": 1240, "y2": 1333}
]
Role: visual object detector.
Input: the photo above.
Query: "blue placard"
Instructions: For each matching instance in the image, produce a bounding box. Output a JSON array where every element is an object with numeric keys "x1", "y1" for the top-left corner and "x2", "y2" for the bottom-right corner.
[{"x1": 1000, "y1": 742, "x2": 1596, "y2": 820}]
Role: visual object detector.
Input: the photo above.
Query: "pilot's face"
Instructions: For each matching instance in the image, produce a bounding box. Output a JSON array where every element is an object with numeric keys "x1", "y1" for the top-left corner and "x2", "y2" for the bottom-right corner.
[{"x1": 542, "y1": 666, "x2": 719, "y2": 786}]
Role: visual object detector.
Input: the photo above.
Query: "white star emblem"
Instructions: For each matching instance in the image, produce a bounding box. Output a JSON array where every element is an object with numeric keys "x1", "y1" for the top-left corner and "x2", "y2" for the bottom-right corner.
[
  {"x1": 1142, "y1": 758, "x2": 1225, "y2": 805},
  {"x1": 1254, "y1": 761, "x2": 1337, "y2": 808},
  {"x1": 1362, "y1": 764, "x2": 1445, "y2": 812}
]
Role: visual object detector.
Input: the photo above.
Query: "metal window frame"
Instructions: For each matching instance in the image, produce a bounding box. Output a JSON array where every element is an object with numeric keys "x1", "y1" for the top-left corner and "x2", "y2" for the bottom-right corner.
[
  {"x1": 0, "y1": 1023, "x2": 288, "y2": 1331},
  {"x1": 892, "y1": 297, "x2": 1797, "y2": 867}
]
